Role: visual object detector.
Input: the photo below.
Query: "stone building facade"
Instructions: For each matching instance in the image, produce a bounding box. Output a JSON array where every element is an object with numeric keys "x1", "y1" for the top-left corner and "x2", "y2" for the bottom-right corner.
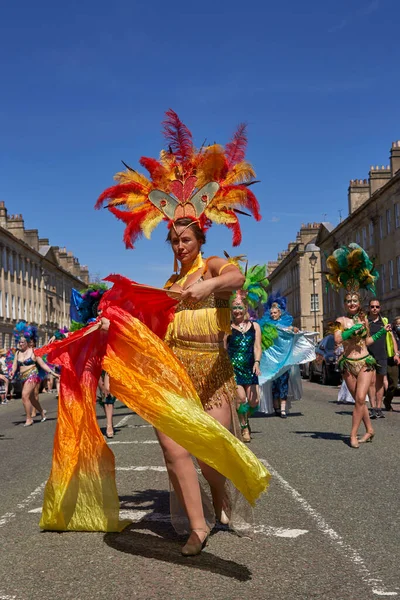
[
  {"x1": 267, "y1": 223, "x2": 324, "y2": 339},
  {"x1": 0, "y1": 201, "x2": 89, "y2": 349},
  {"x1": 316, "y1": 141, "x2": 400, "y2": 328}
]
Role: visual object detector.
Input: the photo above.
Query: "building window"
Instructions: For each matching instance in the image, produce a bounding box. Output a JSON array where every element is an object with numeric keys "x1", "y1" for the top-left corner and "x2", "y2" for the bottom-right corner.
[
  {"x1": 311, "y1": 293, "x2": 319, "y2": 312},
  {"x1": 11, "y1": 295, "x2": 16, "y2": 319},
  {"x1": 5, "y1": 293, "x2": 9, "y2": 318},
  {"x1": 369, "y1": 221, "x2": 374, "y2": 246},
  {"x1": 17, "y1": 297, "x2": 21, "y2": 319},
  {"x1": 361, "y1": 227, "x2": 367, "y2": 248},
  {"x1": 379, "y1": 216, "x2": 384, "y2": 239},
  {"x1": 0, "y1": 291, "x2": 2, "y2": 318},
  {"x1": 395, "y1": 204, "x2": 400, "y2": 229},
  {"x1": 23, "y1": 299, "x2": 27, "y2": 320},
  {"x1": 386, "y1": 209, "x2": 391, "y2": 235},
  {"x1": 381, "y1": 264, "x2": 386, "y2": 294},
  {"x1": 397, "y1": 256, "x2": 400, "y2": 289},
  {"x1": 8, "y1": 252, "x2": 14, "y2": 275},
  {"x1": 21, "y1": 257, "x2": 25, "y2": 279},
  {"x1": 389, "y1": 260, "x2": 394, "y2": 290},
  {"x1": 34, "y1": 303, "x2": 37, "y2": 322},
  {"x1": 29, "y1": 300, "x2": 32, "y2": 321},
  {"x1": 355, "y1": 230, "x2": 360, "y2": 244},
  {"x1": 39, "y1": 304, "x2": 42, "y2": 324}
]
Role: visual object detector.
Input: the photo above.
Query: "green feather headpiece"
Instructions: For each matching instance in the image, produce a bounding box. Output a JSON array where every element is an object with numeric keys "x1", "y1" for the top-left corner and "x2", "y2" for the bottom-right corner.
[{"x1": 326, "y1": 243, "x2": 379, "y2": 295}]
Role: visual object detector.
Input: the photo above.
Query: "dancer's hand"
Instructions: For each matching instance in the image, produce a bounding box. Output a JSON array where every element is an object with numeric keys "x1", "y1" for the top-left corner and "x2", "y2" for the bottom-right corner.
[
  {"x1": 181, "y1": 280, "x2": 212, "y2": 303},
  {"x1": 253, "y1": 362, "x2": 261, "y2": 376},
  {"x1": 100, "y1": 317, "x2": 110, "y2": 331}
]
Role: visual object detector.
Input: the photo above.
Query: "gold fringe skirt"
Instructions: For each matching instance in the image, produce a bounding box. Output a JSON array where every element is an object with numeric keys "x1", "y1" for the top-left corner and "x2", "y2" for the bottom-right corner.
[{"x1": 169, "y1": 339, "x2": 237, "y2": 410}]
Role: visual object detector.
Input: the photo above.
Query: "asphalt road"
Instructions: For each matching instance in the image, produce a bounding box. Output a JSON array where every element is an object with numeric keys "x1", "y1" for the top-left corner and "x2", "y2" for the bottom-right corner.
[{"x1": 0, "y1": 383, "x2": 399, "y2": 600}]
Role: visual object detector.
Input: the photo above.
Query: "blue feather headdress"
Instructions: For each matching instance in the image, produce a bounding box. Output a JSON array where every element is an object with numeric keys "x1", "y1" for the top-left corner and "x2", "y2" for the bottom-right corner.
[{"x1": 13, "y1": 320, "x2": 38, "y2": 343}]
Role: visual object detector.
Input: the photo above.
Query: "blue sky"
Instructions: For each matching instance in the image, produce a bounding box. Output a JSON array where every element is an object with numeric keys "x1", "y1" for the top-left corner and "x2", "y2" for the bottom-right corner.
[{"x1": 1, "y1": 0, "x2": 399, "y2": 286}]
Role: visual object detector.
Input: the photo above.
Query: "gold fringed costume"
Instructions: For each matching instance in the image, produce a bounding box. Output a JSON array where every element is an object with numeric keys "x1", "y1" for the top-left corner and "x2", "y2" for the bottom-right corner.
[
  {"x1": 164, "y1": 254, "x2": 237, "y2": 410},
  {"x1": 170, "y1": 339, "x2": 237, "y2": 410}
]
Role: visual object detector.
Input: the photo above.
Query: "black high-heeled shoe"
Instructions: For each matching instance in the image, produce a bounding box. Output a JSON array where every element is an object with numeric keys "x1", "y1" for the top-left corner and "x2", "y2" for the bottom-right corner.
[{"x1": 181, "y1": 527, "x2": 210, "y2": 556}]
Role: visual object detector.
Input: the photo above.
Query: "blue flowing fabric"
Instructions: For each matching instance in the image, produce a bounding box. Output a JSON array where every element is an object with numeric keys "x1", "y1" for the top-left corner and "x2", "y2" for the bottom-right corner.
[{"x1": 257, "y1": 313, "x2": 316, "y2": 384}]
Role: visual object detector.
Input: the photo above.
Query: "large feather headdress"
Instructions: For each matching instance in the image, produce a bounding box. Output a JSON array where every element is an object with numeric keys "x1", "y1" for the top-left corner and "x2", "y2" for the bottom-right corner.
[
  {"x1": 13, "y1": 320, "x2": 37, "y2": 343},
  {"x1": 231, "y1": 261, "x2": 269, "y2": 311},
  {"x1": 95, "y1": 109, "x2": 261, "y2": 248},
  {"x1": 325, "y1": 243, "x2": 379, "y2": 294}
]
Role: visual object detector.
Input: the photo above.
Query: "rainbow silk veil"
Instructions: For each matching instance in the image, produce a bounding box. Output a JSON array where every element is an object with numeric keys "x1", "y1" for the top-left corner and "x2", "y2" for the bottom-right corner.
[{"x1": 37, "y1": 276, "x2": 270, "y2": 532}]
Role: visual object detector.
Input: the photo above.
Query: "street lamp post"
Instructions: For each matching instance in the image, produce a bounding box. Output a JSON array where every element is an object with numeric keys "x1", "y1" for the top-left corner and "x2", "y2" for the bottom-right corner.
[{"x1": 309, "y1": 252, "x2": 318, "y2": 334}]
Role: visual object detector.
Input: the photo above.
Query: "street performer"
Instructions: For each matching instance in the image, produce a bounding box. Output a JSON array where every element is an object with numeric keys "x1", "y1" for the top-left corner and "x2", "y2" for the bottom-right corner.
[
  {"x1": 326, "y1": 243, "x2": 391, "y2": 449},
  {"x1": 38, "y1": 110, "x2": 270, "y2": 556}
]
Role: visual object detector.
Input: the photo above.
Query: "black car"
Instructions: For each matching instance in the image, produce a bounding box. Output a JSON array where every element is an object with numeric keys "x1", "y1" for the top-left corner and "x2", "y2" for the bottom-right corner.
[{"x1": 308, "y1": 334, "x2": 341, "y2": 385}]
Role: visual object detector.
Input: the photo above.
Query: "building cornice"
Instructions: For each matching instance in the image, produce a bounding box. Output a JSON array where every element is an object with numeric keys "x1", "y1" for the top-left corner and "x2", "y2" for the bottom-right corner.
[{"x1": 0, "y1": 225, "x2": 87, "y2": 287}]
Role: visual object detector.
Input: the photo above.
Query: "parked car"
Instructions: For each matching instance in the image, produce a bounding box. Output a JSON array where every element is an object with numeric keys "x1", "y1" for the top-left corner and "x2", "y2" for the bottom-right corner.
[{"x1": 308, "y1": 334, "x2": 341, "y2": 385}]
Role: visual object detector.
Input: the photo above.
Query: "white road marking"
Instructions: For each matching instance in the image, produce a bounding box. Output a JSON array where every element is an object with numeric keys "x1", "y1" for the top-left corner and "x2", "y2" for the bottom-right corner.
[
  {"x1": 0, "y1": 482, "x2": 46, "y2": 530},
  {"x1": 108, "y1": 440, "x2": 158, "y2": 445},
  {"x1": 260, "y1": 459, "x2": 398, "y2": 597},
  {"x1": 27, "y1": 506, "x2": 308, "y2": 538},
  {"x1": 127, "y1": 424, "x2": 152, "y2": 428},
  {"x1": 114, "y1": 414, "x2": 134, "y2": 428},
  {"x1": 116, "y1": 466, "x2": 167, "y2": 472}
]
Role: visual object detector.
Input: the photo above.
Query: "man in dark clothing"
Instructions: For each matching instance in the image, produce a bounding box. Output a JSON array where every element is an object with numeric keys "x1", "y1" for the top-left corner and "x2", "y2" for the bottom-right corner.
[
  {"x1": 384, "y1": 316, "x2": 400, "y2": 411},
  {"x1": 368, "y1": 299, "x2": 389, "y2": 419}
]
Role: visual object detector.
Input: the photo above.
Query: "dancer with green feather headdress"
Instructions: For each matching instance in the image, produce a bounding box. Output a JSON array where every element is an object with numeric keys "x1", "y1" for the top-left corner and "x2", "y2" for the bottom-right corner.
[
  {"x1": 226, "y1": 262, "x2": 267, "y2": 442},
  {"x1": 326, "y1": 243, "x2": 390, "y2": 448}
]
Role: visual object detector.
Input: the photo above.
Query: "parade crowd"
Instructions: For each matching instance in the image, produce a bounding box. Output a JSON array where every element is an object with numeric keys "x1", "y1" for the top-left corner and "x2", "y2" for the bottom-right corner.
[{"x1": 0, "y1": 111, "x2": 398, "y2": 559}]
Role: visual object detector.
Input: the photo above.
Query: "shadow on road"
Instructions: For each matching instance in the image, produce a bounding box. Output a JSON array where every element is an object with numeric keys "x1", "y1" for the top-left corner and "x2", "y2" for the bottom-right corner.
[
  {"x1": 252, "y1": 412, "x2": 303, "y2": 419},
  {"x1": 104, "y1": 489, "x2": 252, "y2": 581},
  {"x1": 293, "y1": 430, "x2": 349, "y2": 445}
]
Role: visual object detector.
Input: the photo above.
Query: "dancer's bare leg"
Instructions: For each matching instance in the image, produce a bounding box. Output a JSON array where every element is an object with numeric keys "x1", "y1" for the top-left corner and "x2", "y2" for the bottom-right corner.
[
  {"x1": 156, "y1": 429, "x2": 207, "y2": 537},
  {"x1": 22, "y1": 382, "x2": 36, "y2": 425},
  {"x1": 198, "y1": 402, "x2": 232, "y2": 519},
  {"x1": 345, "y1": 370, "x2": 374, "y2": 444},
  {"x1": 104, "y1": 403, "x2": 114, "y2": 436},
  {"x1": 29, "y1": 383, "x2": 45, "y2": 419}
]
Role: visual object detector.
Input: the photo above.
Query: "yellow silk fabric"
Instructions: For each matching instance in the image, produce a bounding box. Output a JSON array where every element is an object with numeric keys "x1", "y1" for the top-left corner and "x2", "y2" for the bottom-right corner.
[{"x1": 104, "y1": 307, "x2": 270, "y2": 505}]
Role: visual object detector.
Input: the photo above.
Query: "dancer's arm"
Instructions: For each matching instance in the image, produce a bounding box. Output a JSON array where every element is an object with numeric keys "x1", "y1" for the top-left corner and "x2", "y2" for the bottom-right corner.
[
  {"x1": 181, "y1": 257, "x2": 244, "y2": 303},
  {"x1": 253, "y1": 322, "x2": 262, "y2": 376}
]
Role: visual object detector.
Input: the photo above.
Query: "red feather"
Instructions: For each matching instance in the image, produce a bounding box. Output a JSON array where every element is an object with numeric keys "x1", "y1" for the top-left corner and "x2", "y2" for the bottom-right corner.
[
  {"x1": 225, "y1": 212, "x2": 242, "y2": 246},
  {"x1": 109, "y1": 205, "x2": 153, "y2": 249},
  {"x1": 139, "y1": 157, "x2": 167, "y2": 186},
  {"x1": 162, "y1": 109, "x2": 193, "y2": 163},
  {"x1": 95, "y1": 183, "x2": 145, "y2": 209},
  {"x1": 225, "y1": 123, "x2": 248, "y2": 168}
]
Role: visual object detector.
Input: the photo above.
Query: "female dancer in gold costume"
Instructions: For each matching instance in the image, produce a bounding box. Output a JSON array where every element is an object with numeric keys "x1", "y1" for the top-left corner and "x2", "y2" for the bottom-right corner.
[{"x1": 326, "y1": 244, "x2": 390, "y2": 449}]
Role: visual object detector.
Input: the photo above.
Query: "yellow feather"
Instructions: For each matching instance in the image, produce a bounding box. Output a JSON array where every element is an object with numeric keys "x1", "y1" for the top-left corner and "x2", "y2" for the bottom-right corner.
[
  {"x1": 212, "y1": 188, "x2": 248, "y2": 209},
  {"x1": 326, "y1": 256, "x2": 341, "y2": 275},
  {"x1": 205, "y1": 206, "x2": 237, "y2": 224},
  {"x1": 142, "y1": 211, "x2": 164, "y2": 239},
  {"x1": 347, "y1": 248, "x2": 362, "y2": 271},
  {"x1": 114, "y1": 170, "x2": 151, "y2": 187},
  {"x1": 196, "y1": 146, "x2": 226, "y2": 188},
  {"x1": 224, "y1": 161, "x2": 256, "y2": 185}
]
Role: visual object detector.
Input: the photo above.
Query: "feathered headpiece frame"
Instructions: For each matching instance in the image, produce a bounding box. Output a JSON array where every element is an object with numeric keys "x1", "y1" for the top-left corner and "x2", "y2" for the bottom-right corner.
[
  {"x1": 70, "y1": 283, "x2": 108, "y2": 331},
  {"x1": 13, "y1": 320, "x2": 37, "y2": 343},
  {"x1": 325, "y1": 243, "x2": 379, "y2": 295},
  {"x1": 95, "y1": 109, "x2": 261, "y2": 249}
]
